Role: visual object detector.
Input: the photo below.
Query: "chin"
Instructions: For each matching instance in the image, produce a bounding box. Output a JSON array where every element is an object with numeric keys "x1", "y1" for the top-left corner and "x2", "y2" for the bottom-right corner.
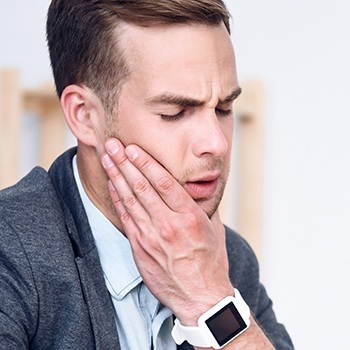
[
  {"x1": 196, "y1": 196, "x2": 222, "y2": 219},
  {"x1": 196, "y1": 183, "x2": 226, "y2": 218}
]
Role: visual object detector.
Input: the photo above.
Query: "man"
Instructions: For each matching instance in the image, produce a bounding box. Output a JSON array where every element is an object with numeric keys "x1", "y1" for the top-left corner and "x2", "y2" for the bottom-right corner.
[{"x1": 0, "y1": 0, "x2": 293, "y2": 349}]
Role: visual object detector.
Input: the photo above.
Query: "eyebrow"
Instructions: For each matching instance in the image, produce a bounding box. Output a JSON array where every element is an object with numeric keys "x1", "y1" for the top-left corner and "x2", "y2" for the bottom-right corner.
[
  {"x1": 145, "y1": 87, "x2": 242, "y2": 108},
  {"x1": 220, "y1": 87, "x2": 242, "y2": 104}
]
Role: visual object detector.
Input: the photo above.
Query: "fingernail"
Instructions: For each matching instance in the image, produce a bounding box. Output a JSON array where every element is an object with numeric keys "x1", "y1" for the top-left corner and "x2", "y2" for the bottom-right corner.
[
  {"x1": 106, "y1": 140, "x2": 119, "y2": 155},
  {"x1": 125, "y1": 146, "x2": 139, "y2": 161},
  {"x1": 102, "y1": 154, "x2": 114, "y2": 169}
]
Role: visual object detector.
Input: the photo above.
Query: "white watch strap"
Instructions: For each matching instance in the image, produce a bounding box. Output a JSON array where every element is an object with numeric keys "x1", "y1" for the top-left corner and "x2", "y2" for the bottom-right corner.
[
  {"x1": 172, "y1": 318, "x2": 212, "y2": 347},
  {"x1": 231, "y1": 288, "x2": 250, "y2": 320}
]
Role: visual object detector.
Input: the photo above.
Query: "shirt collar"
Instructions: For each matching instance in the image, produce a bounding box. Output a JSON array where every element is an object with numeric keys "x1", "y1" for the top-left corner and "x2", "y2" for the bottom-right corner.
[{"x1": 72, "y1": 156, "x2": 142, "y2": 300}]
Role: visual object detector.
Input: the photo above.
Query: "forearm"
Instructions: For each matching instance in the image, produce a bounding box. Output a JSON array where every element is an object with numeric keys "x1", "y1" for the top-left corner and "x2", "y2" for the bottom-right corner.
[{"x1": 223, "y1": 316, "x2": 275, "y2": 349}]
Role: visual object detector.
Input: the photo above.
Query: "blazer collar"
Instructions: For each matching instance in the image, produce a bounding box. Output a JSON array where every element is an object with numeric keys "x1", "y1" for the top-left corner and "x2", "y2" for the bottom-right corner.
[{"x1": 48, "y1": 147, "x2": 95, "y2": 257}]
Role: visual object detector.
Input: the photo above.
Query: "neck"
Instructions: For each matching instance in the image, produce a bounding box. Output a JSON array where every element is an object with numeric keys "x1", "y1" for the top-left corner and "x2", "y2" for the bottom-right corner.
[{"x1": 76, "y1": 145, "x2": 124, "y2": 232}]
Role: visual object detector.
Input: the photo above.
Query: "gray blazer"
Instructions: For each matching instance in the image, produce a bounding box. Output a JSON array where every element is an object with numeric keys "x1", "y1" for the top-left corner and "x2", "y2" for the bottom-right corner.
[{"x1": 0, "y1": 148, "x2": 293, "y2": 349}]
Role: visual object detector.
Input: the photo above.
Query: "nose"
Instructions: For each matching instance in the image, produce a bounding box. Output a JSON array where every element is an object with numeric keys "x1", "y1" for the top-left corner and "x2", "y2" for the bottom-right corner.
[{"x1": 191, "y1": 111, "x2": 230, "y2": 159}]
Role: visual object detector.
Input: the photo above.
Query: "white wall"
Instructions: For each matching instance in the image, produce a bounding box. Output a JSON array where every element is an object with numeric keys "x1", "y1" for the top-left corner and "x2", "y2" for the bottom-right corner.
[
  {"x1": 1, "y1": 1, "x2": 350, "y2": 349},
  {"x1": 228, "y1": 1, "x2": 350, "y2": 349},
  {"x1": 0, "y1": 1, "x2": 51, "y2": 87}
]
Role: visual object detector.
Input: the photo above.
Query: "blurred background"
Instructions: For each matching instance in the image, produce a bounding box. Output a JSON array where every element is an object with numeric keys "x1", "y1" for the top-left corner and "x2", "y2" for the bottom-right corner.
[{"x1": 1, "y1": 1, "x2": 350, "y2": 348}]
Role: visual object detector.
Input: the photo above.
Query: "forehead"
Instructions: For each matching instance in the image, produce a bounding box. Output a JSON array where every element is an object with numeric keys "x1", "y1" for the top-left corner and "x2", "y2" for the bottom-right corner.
[{"x1": 118, "y1": 22, "x2": 238, "y2": 103}]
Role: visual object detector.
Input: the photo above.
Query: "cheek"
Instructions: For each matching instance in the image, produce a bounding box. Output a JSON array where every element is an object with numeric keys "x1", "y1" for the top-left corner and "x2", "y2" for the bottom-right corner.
[
  {"x1": 112, "y1": 106, "x2": 187, "y2": 177},
  {"x1": 94, "y1": 120, "x2": 111, "y2": 157},
  {"x1": 143, "y1": 134, "x2": 183, "y2": 175},
  {"x1": 114, "y1": 120, "x2": 168, "y2": 161},
  {"x1": 131, "y1": 127, "x2": 185, "y2": 179}
]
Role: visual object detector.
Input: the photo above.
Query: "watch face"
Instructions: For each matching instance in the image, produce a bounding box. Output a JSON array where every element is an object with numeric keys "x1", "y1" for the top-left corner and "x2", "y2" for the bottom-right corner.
[{"x1": 205, "y1": 302, "x2": 248, "y2": 347}]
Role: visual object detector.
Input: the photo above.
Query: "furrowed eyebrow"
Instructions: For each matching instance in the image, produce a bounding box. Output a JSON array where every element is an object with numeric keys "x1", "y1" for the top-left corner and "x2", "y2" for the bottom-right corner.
[
  {"x1": 145, "y1": 87, "x2": 242, "y2": 108},
  {"x1": 219, "y1": 87, "x2": 242, "y2": 104},
  {"x1": 145, "y1": 93, "x2": 205, "y2": 108}
]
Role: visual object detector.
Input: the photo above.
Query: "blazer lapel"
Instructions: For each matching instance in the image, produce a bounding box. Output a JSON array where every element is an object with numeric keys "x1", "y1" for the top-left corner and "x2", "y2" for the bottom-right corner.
[{"x1": 49, "y1": 148, "x2": 120, "y2": 349}]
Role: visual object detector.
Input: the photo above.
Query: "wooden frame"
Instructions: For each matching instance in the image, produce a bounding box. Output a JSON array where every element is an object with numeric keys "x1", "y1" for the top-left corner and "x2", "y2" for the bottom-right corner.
[{"x1": 0, "y1": 70, "x2": 264, "y2": 258}]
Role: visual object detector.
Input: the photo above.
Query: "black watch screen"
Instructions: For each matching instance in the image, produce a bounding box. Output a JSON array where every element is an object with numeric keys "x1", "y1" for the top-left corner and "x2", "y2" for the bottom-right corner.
[{"x1": 205, "y1": 301, "x2": 248, "y2": 347}]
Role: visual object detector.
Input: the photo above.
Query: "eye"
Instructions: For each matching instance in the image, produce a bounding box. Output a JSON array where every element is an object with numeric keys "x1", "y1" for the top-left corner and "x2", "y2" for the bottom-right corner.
[
  {"x1": 215, "y1": 100, "x2": 234, "y2": 117},
  {"x1": 160, "y1": 110, "x2": 186, "y2": 122},
  {"x1": 216, "y1": 108, "x2": 232, "y2": 117}
]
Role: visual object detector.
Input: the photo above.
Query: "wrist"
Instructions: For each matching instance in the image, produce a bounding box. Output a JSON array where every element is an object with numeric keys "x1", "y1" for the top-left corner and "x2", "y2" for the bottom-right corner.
[
  {"x1": 172, "y1": 289, "x2": 250, "y2": 349},
  {"x1": 175, "y1": 287, "x2": 235, "y2": 326},
  {"x1": 228, "y1": 317, "x2": 276, "y2": 350}
]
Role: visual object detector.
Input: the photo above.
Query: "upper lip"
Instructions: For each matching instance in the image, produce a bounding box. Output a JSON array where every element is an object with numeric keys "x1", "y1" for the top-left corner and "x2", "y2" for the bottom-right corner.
[{"x1": 186, "y1": 172, "x2": 221, "y2": 184}]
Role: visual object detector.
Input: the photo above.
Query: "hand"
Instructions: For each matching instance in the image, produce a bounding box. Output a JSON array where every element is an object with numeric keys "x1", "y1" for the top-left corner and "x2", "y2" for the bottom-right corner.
[{"x1": 101, "y1": 138, "x2": 234, "y2": 325}]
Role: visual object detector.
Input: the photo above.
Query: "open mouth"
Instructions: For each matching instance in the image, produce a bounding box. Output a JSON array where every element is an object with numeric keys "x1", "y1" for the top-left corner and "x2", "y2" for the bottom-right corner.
[{"x1": 184, "y1": 178, "x2": 219, "y2": 199}]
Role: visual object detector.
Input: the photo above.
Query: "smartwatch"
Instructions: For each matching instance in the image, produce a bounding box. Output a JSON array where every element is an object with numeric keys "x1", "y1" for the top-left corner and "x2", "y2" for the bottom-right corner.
[{"x1": 171, "y1": 289, "x2": 250, "y2": 349}]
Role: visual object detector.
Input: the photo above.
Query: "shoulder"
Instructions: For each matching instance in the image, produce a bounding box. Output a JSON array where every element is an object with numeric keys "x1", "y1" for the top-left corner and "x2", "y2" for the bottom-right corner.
[
  {"x1": 0, "y1": 164, "x2": 75, "y2": 252},
  {"x1": 224, "y1": 226, "x2": 261, "y2": 308},
  {"x1": 224, "y1": 226, "x2": 260, "y2": 281},
  {"x1": 0, "y1": 167, "x2": 57, "y2": 215},
  {"x1": 224, "y1": 226, "x2": 257, "y2": 260},
  {"x1": 0, "y1": 167, "x2": 67, "y2": 239},
  {"x1": 0, "y1": 166, "x2": 73, "y2": 263}
]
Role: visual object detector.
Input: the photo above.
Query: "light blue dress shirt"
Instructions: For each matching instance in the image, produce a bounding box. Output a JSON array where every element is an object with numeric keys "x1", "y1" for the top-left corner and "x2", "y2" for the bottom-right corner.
[{"x1": 73, "y1": 157, "x2": 176, "y2": 350}]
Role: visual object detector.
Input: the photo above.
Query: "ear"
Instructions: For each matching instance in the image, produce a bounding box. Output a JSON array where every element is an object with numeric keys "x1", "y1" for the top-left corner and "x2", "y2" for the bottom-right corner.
[{"x1": 60, "y1": 85, "x2": 105, "y2": 147}]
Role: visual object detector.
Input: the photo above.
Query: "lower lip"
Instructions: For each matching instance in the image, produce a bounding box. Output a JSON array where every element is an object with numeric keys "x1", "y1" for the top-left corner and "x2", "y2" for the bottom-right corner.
[{"x1": 184, "y1": 179, "x2": 219, "y2": 199}]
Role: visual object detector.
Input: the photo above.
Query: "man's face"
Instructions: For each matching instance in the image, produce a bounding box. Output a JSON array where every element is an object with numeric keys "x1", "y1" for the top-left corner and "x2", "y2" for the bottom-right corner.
[{"x1": 103, "y1": 23, "x2": 239, "y2": 217}]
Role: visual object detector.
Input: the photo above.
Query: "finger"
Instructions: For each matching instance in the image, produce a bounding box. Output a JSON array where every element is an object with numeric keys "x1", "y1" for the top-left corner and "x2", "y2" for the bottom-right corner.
[
  {"x1": 103, "y1": 139, "x2": 177, "y2": 228},
  {"x1": 107, "y1": 180, "x2": 134, "y2": 229},
  {"x1": 108, "y1": 180, "x2": 159, "y2": 265},
  {"x1": 122, "y1": 143, "x2": 196, "y2": 214},
  {"x1": 105, "y1": 138, "x2": 193, "y2": 215},
  {"x1": 102, "y1": 149, "x2": 152, "y2": 226},
  {"x1": 108, "y1": 180, "x2": 154, "y2": 261}
]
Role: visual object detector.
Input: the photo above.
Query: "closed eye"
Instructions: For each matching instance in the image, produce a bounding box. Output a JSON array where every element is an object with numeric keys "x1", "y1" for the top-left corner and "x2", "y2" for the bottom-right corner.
[
  {"x1": 216, "y1": 108, "x2": 232, "y2": 117},
  {"x1": 160, "y1": 110, "x2": 186, "y2": 122},
  {"x1": 161, "y1": 107, "x2": 232, "y2": 121}
]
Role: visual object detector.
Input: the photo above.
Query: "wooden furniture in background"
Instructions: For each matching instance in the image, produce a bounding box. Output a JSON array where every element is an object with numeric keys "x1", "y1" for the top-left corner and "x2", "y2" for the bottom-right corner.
[
  {"x1": 0, "y1": 70, "x2": 21, "y2": 189},
  {"x1": 0, "y1": 69, "x2": 264, "y2": 259},
  {"x1": 0, "y1": 69, "x2": 65, "y2": 189},
  {"x1": 220, "y1": 80, "x2": 264, "y2": 261}
]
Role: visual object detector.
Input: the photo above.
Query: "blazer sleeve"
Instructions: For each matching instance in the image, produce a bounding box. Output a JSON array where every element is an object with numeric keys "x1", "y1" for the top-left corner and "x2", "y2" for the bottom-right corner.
[{"x1": 0, "y1": 219, "x2": 38, "y2": 349}]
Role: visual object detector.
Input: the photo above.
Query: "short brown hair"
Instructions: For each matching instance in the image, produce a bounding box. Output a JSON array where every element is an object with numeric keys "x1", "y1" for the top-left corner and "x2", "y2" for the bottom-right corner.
[{"x1": 46, "y1": 0, "x2": 231, "y2": 116}]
